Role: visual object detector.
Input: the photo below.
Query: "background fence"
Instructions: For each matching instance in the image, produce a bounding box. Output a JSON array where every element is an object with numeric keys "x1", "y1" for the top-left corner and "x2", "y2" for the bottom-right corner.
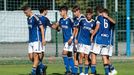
[{"x1": 0, "y1": 0, "x2": 133, "y2": 57}]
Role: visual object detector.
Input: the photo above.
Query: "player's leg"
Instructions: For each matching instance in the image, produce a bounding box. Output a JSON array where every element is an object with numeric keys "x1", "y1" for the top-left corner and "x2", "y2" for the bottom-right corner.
[
  {"x1": 73, "y1": 44, "x2": 79, "y2": 75},
  {"x1": 90, "y1": 43, "x2": 101, "y2": 75},
  {"x1": 73, "y1": 52, "x2": 79, "y2": 75},
  {"x1": 84, "y1": 45, "x2": 91, "y2": 75},
  {"x1": 108, "y1": 46, "x2": 117, "y2": 75},
  {"x1": 101, "y1": 47, "x2": 111, "y2": 75},
  {"x1": 79, "y1": 52, "x2": 84, "y2": 75},
  {"x1": 31, "y1": 42, "x2": 42, "y2": 75},
  {"x1": 78, "y1": 44, "x2": 84, "y2": 75},
  {"x1": 28, "y1": 43, "x2": 34, "y2": 62},
  {"x1": 37, "y1": 46, "x2": 47, "y2": 75},
  {"x1": 84, "y1": 54, "x2": 89, "y2": 75},
  {"x1": 102, "y1": 55, "x2": 110, "y2": 75},
  {"x1": 62, "y1": 42, "x2": 70, "y2": 74},
  {"x1": 90, "y1": 53, "x2": 97, "y2": 75},
  {"x1": 67, "y1": 43, "x2": 75, "y2": 74}
]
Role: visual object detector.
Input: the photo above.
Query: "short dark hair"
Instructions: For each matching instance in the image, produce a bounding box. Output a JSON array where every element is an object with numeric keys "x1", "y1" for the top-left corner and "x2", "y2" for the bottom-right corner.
[
  {"x1": 102, "y1": 8, "x2": 109, "y2": 14},
  {"x1": 22, "y1": 6, "x2": 31, "y2": 11},
  {"x1": 59, "y1": 6, "x2": 68, "y2": 11},
  {"x1": 86, "y1": 7, "x2": 93, "y2": 14},
  {"x1": 72, "y1": 5, "x2": 80, "y2": 12},
  {"x1": 96, "y1": 5, "x2": 104, "y2": 13},
  {"x1": 39, "y1": 5, "x2": 48, "y2": 13}
]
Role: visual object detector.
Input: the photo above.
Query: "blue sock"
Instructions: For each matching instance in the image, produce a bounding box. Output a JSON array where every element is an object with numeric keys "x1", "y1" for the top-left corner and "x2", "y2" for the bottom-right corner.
[
  {"x1": 84, "y1": 65, "x2": 89, "y2": 74},
  {"x1": 109, "y1": 64, "x2": 115, "y2": 71},
  {"x1": 91, "y1": 64, "x2": 96, "y2": 74},
  {"x1": 38, "y1": 61, "x2": 45, "y2": 73},
  {"x1": 68, "y1": 57, "x2": 75, "y2": 73},
  {"x1": 79, "y1": 64, "x2": 83, "y2": 73},
  {"x1": 104, "y1": 64, "x2": 110, "y2": 75},
  {"x1": 74, "y1": 65, "x2": 78, "y2": 74},
  {"x1": 63, "y1": 55, "x2": 70, "y2": 72},
  {"x1": 39, "y1": 61, "x2": 45, "y2": 68},
  {"x1": 31, "y1": 67, "x2": 36, "y2": 75}
]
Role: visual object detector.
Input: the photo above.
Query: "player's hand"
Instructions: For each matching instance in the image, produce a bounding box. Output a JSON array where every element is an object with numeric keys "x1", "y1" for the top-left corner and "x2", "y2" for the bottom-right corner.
[
  {"x1": 42, "y1": 39, "x2": 46, "y2": 46},
  {"x1": 68, "y1": 38, "x2": 73, "y2": 45}
]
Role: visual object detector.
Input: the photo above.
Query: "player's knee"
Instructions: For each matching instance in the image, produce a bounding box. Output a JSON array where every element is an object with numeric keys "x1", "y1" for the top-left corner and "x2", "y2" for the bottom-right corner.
[
  {"x1": 84, "y1": 54, "x2": 88, "y2": 60},
  {"x1": 67, "y1": 52, "x2": 72, "y2": 57},
  {"x1": 80, "y1": 53, "x2": 84, "y2": 58}
]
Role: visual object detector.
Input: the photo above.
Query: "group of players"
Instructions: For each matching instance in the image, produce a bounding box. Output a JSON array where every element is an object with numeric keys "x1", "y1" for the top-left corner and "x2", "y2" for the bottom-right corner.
[{"x1": 22, "y1": 5, "x2": 117, "y2": 75}]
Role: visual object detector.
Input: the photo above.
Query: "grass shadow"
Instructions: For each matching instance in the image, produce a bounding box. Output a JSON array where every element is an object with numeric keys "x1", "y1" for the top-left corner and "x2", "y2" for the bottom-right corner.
[
  {"x1": 19, "y1": 74, "x2": 29, "y2": 75},
  {"x1": 48, "y1": 73, "x2": 64, "y2": 75}
]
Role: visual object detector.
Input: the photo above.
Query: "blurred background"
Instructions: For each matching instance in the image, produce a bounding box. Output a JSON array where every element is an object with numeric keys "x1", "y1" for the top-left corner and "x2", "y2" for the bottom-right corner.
[{"x1": 0, "y1": 0, "x2": 133, "y2": 58}]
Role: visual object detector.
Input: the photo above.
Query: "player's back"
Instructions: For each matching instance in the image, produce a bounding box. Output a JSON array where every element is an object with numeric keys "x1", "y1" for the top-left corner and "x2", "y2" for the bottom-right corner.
[
  {"x1": 94, "y1": 15, "x2": 111, "y2": 45},
  {"x1": 27, "y1": 15, "x2": 42, "y2": 42},
  {"x1": 37, "y1": 15, "x2": 52, "y2": 30},
  {"x1": 78, "y1": 18, "x2": 95, "y2": 45},
  {"x1": 59, "y1": 17, "x2": 74, "y2": 43}
]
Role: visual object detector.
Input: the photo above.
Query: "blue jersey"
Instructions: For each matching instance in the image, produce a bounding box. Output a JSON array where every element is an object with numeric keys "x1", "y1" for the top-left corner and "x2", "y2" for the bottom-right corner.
[
  {"x1": 94, "y1": 15, "x2": 111, "y2": 45},
  {"x1": 74, "y1": 14, "x2": 85, "y2": 27},
  {"x1": 38, "y1": 15, "x2": 52, "y2": 30},
  {"x1": 38, "y1": 15, "x2": 52, "y2": 36},
  {"x1": 59, "y1": 17, "x2": 74, "y2": 43},
  {"x1": 27, "y1": 15, "x2": 43, "y2": 42},
  {"x1": 77, "y1": 18, "x2": 95, "y2": 45},
  {"x1": 73, "y1": 14, "x2": 85, "y2": 40}
]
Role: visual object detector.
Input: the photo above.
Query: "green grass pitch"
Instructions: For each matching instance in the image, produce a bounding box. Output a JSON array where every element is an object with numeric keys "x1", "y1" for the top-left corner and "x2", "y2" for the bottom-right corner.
[{"x1": 0, "y1": 59, "x2": 134, "y2": 75}]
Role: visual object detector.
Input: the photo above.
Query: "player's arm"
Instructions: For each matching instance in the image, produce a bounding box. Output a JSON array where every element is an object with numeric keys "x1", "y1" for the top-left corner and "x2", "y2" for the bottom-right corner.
[
  {"x1": 45, "y1": 17, "x2": 59, "y2": 30},
  {"x1": 51, "y1": 22, "x2": 61, "y2": 31},
  {"x1": 90, "y1": 18, "x2": 100, "y2": 42},
  {"x1": 91, "y1": 23, "x2": 99, "y2": 42},
  {"x1": 39, "y1": 25, "x2": 46, "y2": 46},
  {"x1": 103, "y1": 14, "x2": 116, "y2": 24},
  {"x1": 72, "y1": 20, "x2": 80, "y2": 45}
]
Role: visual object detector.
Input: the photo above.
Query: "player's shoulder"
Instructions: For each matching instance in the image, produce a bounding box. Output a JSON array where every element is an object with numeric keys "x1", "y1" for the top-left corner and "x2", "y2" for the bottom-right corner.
[
  {"x1": 59, "y1": 17, "x2": 64, "y2": 21},
  {"x1": 91, "y1": 19, "x2": 95, "y2": 23},
  {"x1": 66, "y1": 17, "x2": 74, "y2": 22},
  {"x1": 96, "y1": 15, "x2": 103, "y2": 20},
  {"x1": 80, "y1": 14, "x2": 85, "y2": 18},
  {"x1": 33, "y1": 14, "x2": 40, "y2": 21},
  {"x1": 79, "y1": 14, "x2": 86, "y2": 21}
]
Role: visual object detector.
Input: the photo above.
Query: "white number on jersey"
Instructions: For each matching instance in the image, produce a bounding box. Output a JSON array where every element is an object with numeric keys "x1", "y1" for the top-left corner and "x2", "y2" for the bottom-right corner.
[{"x1": 104, "y1": 19, "x2": 108, "y2": 28}]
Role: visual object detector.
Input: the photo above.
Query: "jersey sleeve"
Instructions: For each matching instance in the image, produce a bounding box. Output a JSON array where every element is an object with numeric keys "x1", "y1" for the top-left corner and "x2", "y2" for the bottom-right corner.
[
  {"x1": 96, "y1": 16, "x2": 103, "y2": 25},
  {"x1": 73, "y1": 17, "x2": 84, "y2": 27},
  {"x1": 45, "y1": 17, "x2": 52, "y2": 27},
  {"x1": 69, "y1": 18, "x2": 74, "y2": 28}
]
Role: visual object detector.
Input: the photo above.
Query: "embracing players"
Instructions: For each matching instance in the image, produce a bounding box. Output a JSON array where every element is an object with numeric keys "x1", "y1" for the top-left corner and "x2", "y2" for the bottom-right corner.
[{"x1": 90, "y1": 6, "x2": 117, "y2": 75}]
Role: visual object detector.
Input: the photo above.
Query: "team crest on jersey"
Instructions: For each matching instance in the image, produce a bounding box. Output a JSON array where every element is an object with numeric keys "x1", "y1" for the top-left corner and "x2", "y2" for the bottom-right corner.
[
  {"x1": 91, "y1": 24, "x2": 93, "y2": 27},
  {"x1": 84, "y1": 23, "x2": 86, "y2": 26},
  {"x1": 66, "y1": 21, "x2": 68, "y2": 24}
]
